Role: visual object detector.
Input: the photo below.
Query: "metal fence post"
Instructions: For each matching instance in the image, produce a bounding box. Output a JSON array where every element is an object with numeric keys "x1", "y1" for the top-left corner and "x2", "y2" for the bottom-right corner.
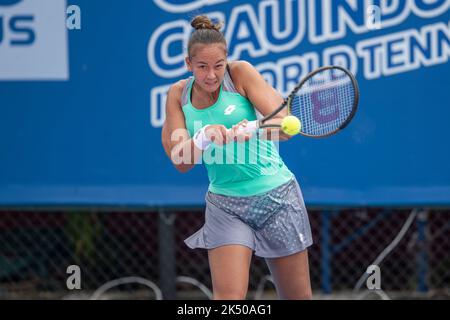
[
  {"x1": 158, "y1": 208, "x2": 176, "y2": 299},
  {"x1": 321, "y1": 211, "x2": 332, "y2": 294},
  {"x1": 416, "y1": 210, "x2": 428, "y2": 293}
]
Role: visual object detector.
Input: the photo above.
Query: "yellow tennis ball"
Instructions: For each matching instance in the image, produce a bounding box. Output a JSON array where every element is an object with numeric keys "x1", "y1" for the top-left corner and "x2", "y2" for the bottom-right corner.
[{"x1": 281, "y1": 116, "x2": 301, "y2": 136}]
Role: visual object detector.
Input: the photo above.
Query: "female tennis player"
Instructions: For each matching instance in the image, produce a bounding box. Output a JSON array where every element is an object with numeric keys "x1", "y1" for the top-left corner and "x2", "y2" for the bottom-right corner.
[{"x1": 161, "y1": 15, "x2": 313, "y2": 300}]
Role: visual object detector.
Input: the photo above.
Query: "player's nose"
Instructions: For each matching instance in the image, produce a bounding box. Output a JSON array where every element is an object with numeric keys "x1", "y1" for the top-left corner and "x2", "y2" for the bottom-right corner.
[{"x1": 207, "y1": 69, "x2": 216, "y2": 79}]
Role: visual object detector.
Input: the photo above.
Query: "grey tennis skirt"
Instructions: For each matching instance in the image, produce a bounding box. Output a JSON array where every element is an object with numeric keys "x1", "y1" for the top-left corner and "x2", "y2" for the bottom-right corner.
[{"x1": 184, "y1": 177, "x2": 313, "y2": 258}]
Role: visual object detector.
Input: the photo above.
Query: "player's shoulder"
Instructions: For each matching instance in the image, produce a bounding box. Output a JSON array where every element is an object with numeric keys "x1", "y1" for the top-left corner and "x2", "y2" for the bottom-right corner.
[
  {"x1": 168, "y1": 79, "x2": 188, "y2": 97},
  {"x1": 228, "y1": 60, "x2": 260, "y2": 92},
  {"x1": 228, "y1": 60, "x2": 260, "y2": 83},
  {"x1": 228, "y1": 60, "x2": 255, "y2": 75},
  {"x1": 166, "y1": 79, "x2": 190, "y2": 105}
]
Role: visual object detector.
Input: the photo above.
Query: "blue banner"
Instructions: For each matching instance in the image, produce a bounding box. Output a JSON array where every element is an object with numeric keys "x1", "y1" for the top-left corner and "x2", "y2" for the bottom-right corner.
[{"x1": 1, "y1": 0, "x2": 450, "y2": 207}]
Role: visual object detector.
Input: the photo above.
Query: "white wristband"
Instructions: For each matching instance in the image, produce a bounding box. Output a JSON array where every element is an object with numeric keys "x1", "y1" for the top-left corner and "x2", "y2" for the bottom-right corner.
[
  {"x1": 193, "y1": 125, "x2": 212, "y2": 150},
  {"x1": 236, "y1": 120, "x2": 258, "y2": 134}
]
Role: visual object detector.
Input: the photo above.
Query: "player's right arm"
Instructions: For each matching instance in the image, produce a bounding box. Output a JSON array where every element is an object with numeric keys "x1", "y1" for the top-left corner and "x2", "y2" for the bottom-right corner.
[
  {"x1": 161, "y1": 81, "x2": 231, "y2": 173},
  {"x1": 162, "y1": 81, "x2": 198, "y2": 173}
]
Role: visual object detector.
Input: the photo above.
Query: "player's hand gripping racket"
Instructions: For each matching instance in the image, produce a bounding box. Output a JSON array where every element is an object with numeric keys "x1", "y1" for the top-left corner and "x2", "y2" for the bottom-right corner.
[{"x1": 238, "y1": 65, "x2": 359, "y2": 137}]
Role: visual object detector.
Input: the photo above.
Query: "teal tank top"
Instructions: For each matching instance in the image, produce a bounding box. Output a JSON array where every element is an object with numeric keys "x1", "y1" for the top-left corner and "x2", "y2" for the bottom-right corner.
[{"x1": 181, "y1": 68, "x2": 293, "y2": 196}]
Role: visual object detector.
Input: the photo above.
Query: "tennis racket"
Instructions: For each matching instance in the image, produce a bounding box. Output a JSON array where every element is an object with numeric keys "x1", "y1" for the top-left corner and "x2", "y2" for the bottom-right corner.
[{"x1": 238, "y1": 65, "x2": 359, "y2": 137}]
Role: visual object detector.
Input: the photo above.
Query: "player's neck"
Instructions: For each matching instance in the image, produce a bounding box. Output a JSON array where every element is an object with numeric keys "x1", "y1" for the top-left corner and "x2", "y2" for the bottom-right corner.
[{"x1": 192, "y1": 81, "x2": 220, "y2": 105}]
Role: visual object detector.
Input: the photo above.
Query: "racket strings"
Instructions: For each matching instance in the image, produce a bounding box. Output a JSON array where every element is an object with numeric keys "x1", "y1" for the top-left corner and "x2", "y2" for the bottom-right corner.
[{"x1": 289, "y1": 69, "x2": 356, "y2": 136}]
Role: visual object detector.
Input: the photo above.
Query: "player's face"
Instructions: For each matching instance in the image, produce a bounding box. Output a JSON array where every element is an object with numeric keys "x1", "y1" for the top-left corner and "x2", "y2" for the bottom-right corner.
[{"x1": 186, "y1": 44, "x2": 227, "y2": 93}]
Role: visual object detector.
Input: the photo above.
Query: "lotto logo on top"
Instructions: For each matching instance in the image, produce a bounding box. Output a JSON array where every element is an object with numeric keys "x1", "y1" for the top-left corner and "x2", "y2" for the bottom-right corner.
[
  {"x1": 0, "y1": 0, "x2": 69, "y2": 80},
  {"x1": 153, "y1": 0, "x2": 228, "y2": 13}
]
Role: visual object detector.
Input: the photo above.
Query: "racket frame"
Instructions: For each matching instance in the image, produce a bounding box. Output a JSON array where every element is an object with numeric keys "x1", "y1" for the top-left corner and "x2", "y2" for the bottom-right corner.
[{"x1": 258, "y1": 65, "x2": 360, "y2": 138}]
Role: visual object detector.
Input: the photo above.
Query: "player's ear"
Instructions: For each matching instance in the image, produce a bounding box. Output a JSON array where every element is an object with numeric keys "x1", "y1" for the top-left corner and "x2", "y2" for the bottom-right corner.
[{"x1": 185, "y1": 56, "x2": 193, "y2": 72}]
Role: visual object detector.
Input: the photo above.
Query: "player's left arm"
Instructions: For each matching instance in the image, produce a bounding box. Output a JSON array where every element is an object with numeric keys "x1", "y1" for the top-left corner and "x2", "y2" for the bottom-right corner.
[{"x1": 230, "y1": 61, "x2": 291, "y2": 141}]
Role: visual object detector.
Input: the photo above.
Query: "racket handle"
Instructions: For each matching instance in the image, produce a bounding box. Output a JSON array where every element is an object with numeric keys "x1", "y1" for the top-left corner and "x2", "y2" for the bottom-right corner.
[{"x1": 237, "y1": 120, "x2": 258, "y2": 134}]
